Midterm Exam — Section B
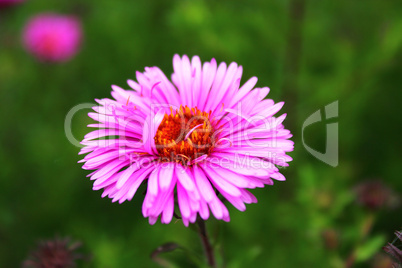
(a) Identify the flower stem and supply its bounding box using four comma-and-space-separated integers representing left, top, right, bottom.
196, 218, 217, 268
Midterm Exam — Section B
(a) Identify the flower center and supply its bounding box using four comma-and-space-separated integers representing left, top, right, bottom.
154, 105, 216, 164
42, 33, 58, 55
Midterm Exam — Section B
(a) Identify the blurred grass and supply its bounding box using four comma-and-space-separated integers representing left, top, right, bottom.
0, 0, 401, 267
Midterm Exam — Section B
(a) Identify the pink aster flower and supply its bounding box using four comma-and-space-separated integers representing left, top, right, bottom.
22, 13, 82, 62
79, 55, 293, 226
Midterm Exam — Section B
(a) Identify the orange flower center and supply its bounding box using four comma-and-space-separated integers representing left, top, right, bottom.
154, 105, 217, 164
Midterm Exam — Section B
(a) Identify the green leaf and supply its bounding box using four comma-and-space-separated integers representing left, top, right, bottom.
355, 235, 386, 262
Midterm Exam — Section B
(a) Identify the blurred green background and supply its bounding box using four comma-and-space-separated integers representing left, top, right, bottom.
1, 0, 401, 267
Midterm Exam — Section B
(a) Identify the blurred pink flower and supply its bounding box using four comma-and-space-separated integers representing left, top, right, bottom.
22, 13, 82, 62
79, 55, 293, 226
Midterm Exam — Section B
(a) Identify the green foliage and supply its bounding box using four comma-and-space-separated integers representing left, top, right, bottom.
355, 235, 386, 262
0, 0, 401, 267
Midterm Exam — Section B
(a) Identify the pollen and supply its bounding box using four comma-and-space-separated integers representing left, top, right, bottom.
154, 105, 216, 164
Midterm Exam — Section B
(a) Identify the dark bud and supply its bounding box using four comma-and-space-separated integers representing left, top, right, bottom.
22, 236, 86, 268
354, 180, 400, 210
383, 231, 402, 267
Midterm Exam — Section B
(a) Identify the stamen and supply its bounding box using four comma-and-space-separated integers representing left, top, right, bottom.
154, 105, 219, 165
187, 138, 193, 147
184, 124, 203, 141
176, 154, 190, 161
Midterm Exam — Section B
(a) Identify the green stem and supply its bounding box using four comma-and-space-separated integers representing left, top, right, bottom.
196, 218, 217, 268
